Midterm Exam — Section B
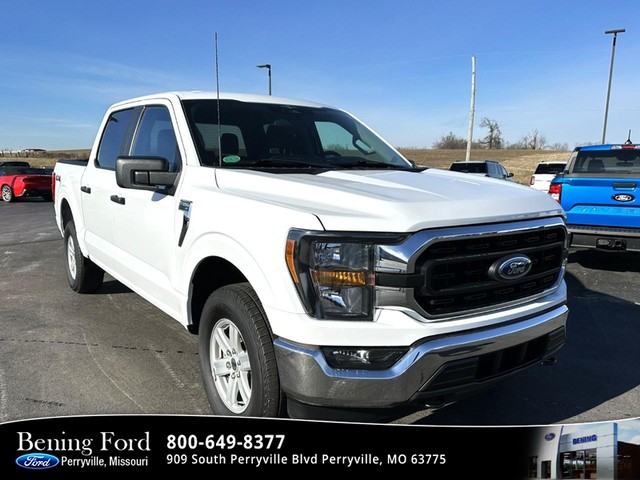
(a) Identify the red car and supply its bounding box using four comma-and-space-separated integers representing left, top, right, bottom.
0, 165, 53, 202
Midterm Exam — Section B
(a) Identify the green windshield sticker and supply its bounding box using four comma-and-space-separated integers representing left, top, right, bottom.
222, 155, 241, 163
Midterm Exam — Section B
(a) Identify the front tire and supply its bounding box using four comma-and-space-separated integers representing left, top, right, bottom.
199, 283, 282, 417
1, 185, 13, 202
64, 220, 104, 293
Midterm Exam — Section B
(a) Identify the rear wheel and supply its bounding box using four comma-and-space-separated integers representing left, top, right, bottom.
1, 185, 13, 202
64, 220, 104, 293
199, 283, 283, 417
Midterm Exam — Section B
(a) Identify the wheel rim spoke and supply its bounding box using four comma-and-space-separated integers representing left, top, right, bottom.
229, 325, 240, 352
237, 352, 251, 371
226, 375, 239, 406
211, 358, 232, 377
213, 327, 233, 354
238, 372, 251, 403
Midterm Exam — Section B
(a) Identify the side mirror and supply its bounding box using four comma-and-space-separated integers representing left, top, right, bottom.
116, 156, 179, 193
507, 172, 514, 178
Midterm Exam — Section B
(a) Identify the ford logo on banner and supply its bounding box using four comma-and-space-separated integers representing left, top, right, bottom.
15, 453, 60, 470
544, 433, 556, 441
488, 255, 533, 282
612, 193, 635, 203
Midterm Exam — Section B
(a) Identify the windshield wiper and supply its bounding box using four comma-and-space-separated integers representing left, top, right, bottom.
325, 156, 416, 170
250, 156, 328, 168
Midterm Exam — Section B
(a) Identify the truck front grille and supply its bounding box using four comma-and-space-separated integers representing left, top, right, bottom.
413, 225, 566, 317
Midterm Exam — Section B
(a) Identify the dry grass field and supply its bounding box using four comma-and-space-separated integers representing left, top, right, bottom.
4, 148, 571, 186
398, 148, 571, 185
2, 150, 90, 169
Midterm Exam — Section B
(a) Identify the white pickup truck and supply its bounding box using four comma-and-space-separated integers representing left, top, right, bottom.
53, 91, 569, 419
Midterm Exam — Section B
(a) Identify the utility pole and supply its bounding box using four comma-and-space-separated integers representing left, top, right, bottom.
465, 55, 476, 162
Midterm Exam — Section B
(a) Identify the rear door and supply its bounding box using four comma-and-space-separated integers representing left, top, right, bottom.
561, 149, 640, 228
81, 107, 138, 267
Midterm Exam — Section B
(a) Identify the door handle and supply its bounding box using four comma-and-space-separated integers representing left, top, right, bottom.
80, 186, 91, 194
110, 195, 126, 205
613, 182, 636, 190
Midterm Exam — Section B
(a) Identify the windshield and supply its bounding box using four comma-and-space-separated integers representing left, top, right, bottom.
182, 100, 413, 171
571, 149, 640, 175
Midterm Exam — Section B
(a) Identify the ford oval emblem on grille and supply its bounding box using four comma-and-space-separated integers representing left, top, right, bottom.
489, 255, 532, 282
612, 193, 635, 202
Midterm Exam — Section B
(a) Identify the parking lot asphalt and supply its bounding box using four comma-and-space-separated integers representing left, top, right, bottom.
1, 200, 639, 425
0, 200, 210, 422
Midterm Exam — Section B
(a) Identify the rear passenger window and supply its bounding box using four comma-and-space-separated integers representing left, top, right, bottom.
96, 109, 135, 169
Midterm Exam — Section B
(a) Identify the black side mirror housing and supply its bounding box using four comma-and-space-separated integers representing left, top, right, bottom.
115, 156, 179, 194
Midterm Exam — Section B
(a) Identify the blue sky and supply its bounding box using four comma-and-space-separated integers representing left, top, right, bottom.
1, 0, 639, 150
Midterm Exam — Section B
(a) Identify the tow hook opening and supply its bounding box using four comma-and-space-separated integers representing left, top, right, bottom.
596, 238, 627, 251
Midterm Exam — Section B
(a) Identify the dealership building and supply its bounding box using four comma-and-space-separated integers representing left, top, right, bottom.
528, 422, 640, 479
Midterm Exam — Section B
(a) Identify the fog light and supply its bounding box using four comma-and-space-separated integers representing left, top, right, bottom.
322, 347, 408, 370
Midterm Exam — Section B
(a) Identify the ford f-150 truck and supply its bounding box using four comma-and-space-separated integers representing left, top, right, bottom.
549, 143, 640, 252
53, 92, 569, 419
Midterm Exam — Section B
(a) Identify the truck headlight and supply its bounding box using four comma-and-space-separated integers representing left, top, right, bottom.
285, 230, 405, 320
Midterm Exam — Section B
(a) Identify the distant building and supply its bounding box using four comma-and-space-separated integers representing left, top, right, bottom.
20, 148, 47, 157
528, 422, 640, 479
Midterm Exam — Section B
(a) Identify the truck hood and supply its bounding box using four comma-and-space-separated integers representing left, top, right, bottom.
215, 168, 565, 232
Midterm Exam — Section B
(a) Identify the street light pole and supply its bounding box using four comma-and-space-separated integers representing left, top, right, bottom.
256, 64, 272, 95
602, 28, 625, 144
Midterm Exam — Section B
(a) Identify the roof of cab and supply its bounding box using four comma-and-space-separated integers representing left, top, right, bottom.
577, 143, 640, 151
110, 91, 331, 110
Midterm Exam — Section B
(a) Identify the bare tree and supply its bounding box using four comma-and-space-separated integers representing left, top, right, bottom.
479, 117, 503, 149
522, 129, 548, 150
548, 142, 569, 151
433, 132, 467, 149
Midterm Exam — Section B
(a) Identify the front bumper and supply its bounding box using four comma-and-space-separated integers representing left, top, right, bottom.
274, 303, 568, 409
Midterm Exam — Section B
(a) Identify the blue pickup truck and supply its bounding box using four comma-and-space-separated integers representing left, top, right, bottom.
549, 143, 640, 252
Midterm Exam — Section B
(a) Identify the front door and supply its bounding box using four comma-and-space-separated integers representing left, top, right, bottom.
110, 103, 185, 319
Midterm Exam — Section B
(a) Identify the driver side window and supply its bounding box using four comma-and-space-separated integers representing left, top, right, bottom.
131, 106, 182, 171
315, 121, 360, 156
